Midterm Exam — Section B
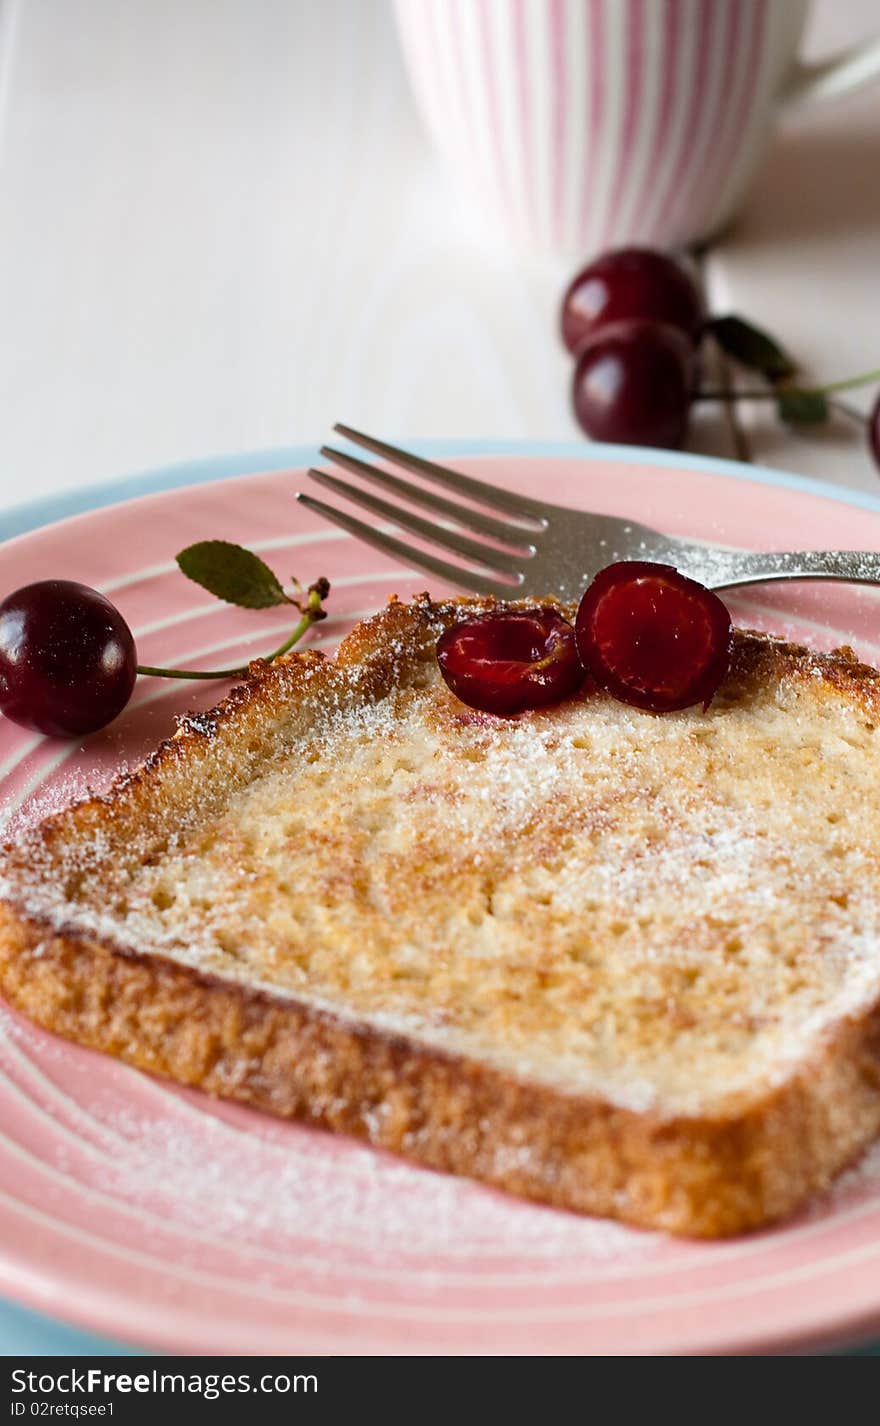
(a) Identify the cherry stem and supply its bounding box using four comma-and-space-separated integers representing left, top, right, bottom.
693, 389, 781, 401
695, 364, 880, 407
817, 365, 880, 395
829, 398, 869, 426
136, 584, 328, 681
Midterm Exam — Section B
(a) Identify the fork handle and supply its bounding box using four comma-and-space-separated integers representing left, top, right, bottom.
703, 549, 880, 591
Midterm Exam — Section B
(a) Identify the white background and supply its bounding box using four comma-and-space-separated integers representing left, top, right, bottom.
0, 0, 878, 512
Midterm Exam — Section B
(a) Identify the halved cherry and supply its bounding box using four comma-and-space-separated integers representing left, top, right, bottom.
575, 561, 732, 713
436, 608, 583, 716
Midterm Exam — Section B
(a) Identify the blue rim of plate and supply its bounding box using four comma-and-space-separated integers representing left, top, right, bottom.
1, 437, 879, 1358
3, 438, 880, 546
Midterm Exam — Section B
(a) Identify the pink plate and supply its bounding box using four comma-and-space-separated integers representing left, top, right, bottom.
3, 446, 880, 1356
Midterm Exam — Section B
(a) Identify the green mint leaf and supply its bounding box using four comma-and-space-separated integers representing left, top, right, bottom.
176, 541, 291, 608
707, 315, 797, 382
776, 388, 829, 426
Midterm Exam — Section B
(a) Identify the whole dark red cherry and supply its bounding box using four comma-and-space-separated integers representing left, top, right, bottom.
575, 561, 732, 713
0, 581, 137, 736
436, 608, 583, 716
870, 391, 880, 472
560, 247, 704, 356
572, 319, 693, 449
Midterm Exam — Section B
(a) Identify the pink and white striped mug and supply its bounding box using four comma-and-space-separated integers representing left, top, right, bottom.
393, 0, 880, 255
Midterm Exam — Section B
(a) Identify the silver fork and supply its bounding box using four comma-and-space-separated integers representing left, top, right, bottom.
295, 425, 880, 601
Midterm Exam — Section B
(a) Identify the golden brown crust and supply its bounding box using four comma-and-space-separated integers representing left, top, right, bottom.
2, 899, 880, 1237
3, 594, 880, 1238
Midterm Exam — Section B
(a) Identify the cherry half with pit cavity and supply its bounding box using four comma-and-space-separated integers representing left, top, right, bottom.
436, 608, 583, 716
575, 561, 733, 713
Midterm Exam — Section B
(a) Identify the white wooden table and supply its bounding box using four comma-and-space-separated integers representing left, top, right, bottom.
0, 0, 878, 1357
0, 0, 878, 514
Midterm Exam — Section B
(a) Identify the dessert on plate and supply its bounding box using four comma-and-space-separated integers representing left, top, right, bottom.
2, 591, 880, 1237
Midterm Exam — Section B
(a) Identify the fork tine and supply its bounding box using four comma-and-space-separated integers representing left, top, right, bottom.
333, 424, 547, 523
307, 468, 526, 576
295, 493, 514, 598
320, 445, 533, 547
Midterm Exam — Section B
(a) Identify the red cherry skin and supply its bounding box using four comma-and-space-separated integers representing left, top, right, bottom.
437, 608, 583, 716
572, 319, 693, 449
561, 247, 704, 356
575, 561, 733, 713
0, 580, 137, 737
869, 391, 880, 473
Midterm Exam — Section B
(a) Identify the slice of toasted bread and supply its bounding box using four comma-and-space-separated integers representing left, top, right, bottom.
2, 594, 880, 1237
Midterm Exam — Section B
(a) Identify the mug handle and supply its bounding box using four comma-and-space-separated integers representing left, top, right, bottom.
781, 34, 880, 108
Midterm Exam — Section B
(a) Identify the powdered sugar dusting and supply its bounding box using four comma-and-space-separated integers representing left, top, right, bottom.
0, 1000, 653, 1272
0, 763, 123, 840
86, 1108, 653, 1269
7, 628, 880, 1119
822, 1136, 880, 1208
